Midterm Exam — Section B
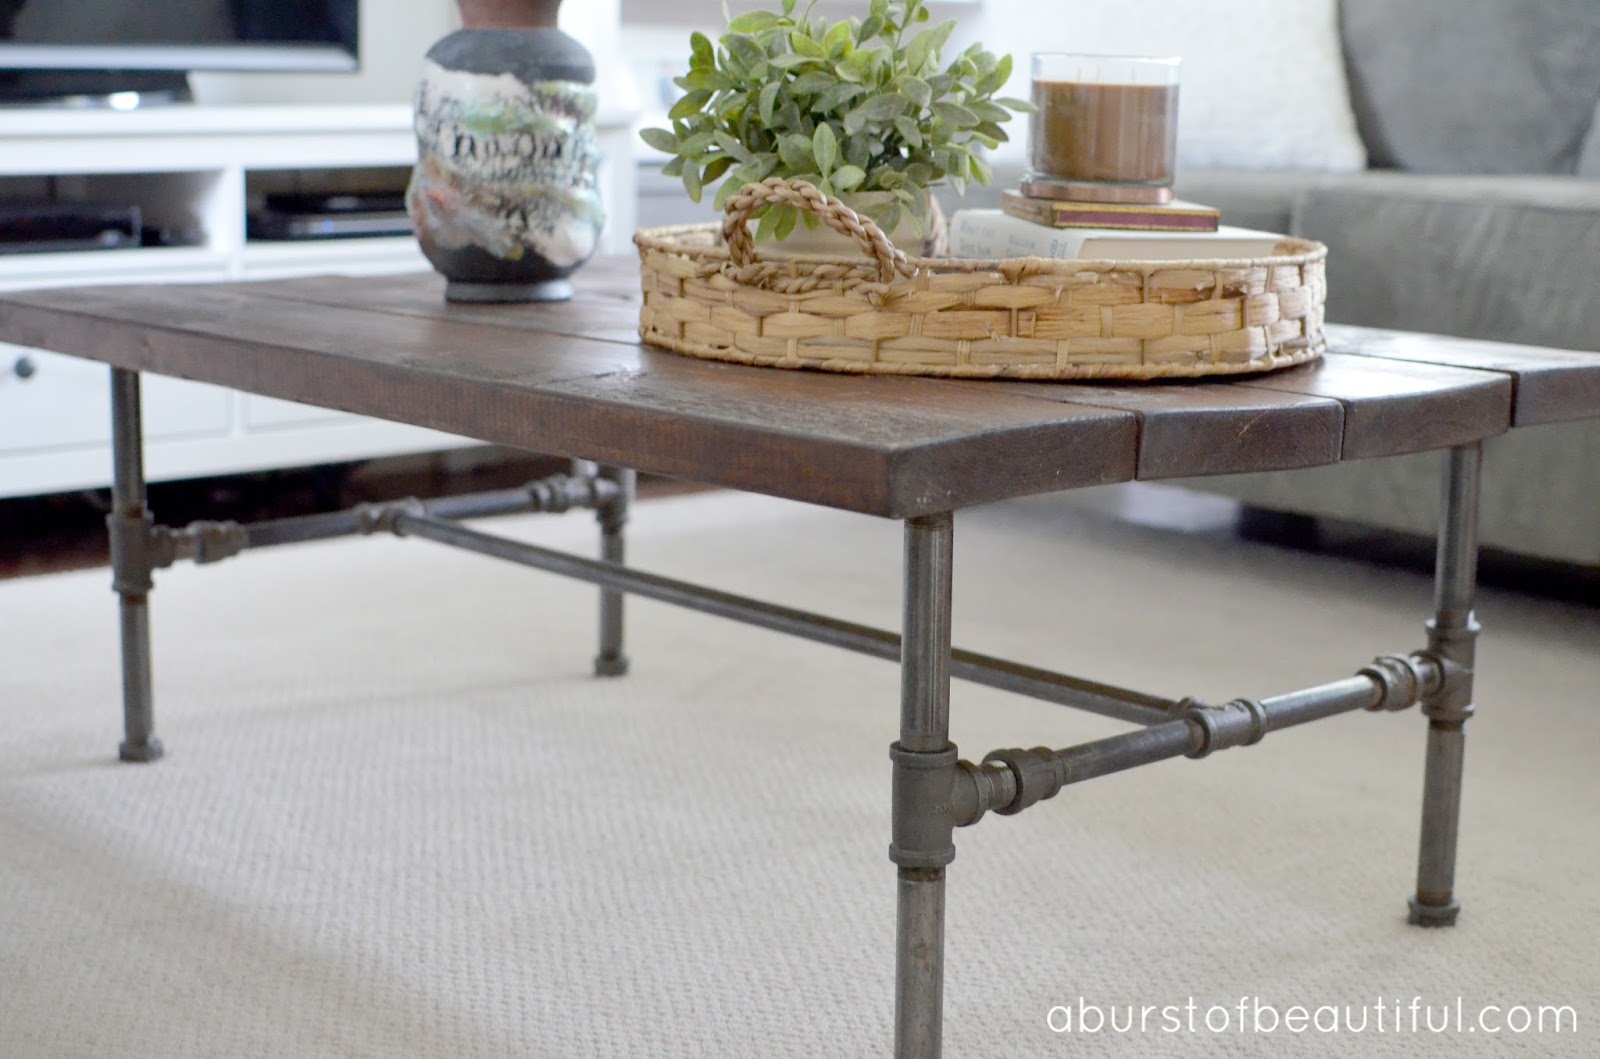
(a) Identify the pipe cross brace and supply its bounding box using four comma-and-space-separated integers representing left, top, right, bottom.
953, 653, 1446, 823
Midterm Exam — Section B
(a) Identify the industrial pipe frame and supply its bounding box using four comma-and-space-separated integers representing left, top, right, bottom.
104, 366, 1481, 1058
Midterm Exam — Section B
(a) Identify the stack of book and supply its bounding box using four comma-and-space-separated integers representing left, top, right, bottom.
948, 188, 1289, 261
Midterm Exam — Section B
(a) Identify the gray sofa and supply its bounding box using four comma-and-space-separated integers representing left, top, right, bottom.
941, 1, 1600, 566
1165, 0, 1600, 566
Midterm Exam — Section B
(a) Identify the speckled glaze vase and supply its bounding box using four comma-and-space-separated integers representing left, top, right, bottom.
407, 0, 603, 302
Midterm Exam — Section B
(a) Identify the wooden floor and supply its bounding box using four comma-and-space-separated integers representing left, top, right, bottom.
4, 448, 1596, 605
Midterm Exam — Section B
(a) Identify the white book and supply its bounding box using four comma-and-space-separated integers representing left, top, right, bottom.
947, 209, 1291, 261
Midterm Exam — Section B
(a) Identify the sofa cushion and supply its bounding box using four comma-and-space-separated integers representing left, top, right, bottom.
1290, 174, 1600, 350
1172, 170, 1332, 234
975, 0, 1366, 173
1580, 100, 1600, 178
1341, 0, 1600, 174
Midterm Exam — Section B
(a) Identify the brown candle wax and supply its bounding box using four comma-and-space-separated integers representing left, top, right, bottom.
1028, 80, 1178, 186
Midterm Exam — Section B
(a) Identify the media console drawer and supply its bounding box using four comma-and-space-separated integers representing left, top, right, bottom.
0, 345, 230, 456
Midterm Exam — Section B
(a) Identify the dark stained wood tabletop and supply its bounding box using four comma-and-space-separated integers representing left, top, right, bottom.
1, 255, 1593, 518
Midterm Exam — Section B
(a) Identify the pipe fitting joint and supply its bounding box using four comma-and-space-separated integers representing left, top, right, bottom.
356, 497, 428, 536
1416, 650, 1475, 725
949, 758, 1019, 827
157, 520, 249, 566
106, 507, 156, 594
1359, 653, 1440, 712
980, 745, 1063, 816
1181, 697, 1268, 759
888, 742, 961, 869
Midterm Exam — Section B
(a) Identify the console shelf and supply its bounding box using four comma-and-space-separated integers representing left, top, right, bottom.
0, 103, 637, 500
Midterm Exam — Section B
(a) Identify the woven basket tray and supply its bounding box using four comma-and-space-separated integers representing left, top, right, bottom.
635, 178, 1327, 381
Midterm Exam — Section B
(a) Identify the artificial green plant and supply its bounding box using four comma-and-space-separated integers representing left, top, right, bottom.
639, 0, 1029, 241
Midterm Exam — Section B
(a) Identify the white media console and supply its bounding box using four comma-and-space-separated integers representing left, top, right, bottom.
0, 103, 638, 500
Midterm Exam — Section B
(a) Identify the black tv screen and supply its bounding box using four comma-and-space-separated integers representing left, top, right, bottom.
0, 0, 360, 103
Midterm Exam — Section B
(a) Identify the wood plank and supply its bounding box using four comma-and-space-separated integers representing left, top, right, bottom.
1325, 323, 1600, 427
0, 281, 1140, 516
0, 283, 643, 387
252, 264, 645, 347
531, 351, 1139, 517
1230, 352, 1512, 459
1002, 380, 1344, 480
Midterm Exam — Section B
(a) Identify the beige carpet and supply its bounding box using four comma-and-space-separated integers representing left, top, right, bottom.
2, 485, 1596, 1058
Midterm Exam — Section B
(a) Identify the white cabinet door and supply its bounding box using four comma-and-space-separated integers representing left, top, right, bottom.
0, 345, 231, 456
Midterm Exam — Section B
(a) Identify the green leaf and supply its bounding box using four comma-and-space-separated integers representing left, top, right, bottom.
823, 19, 855, 56
968, 100, 1013, 124
815, 82, 864, 114
893, 115, 923, 148
727, 11, 783, 33
872, 166, 908, 189
679, 130, 716, 158
776, 101, 805, 130
668, 90, 712, 121
759, 81, 782, 125
774, 204, 799, 242
842, 47, 877, 82
754, 204, 783, 243
907, 20, 955, 74
843, 93, 907, 135
831, 164, 866, 191
895, 76, 933, 108
742, 156, 779, 182
973, 121, 1008, 144
638, 127, 677, 153
727, 34, 765, 69
661, 156, 685, 177
857, 15, 885, 43
680, 68, 734, 92
844, 133, 871, 169
713, 131, 756, 164
931, 100, 979, 128
813, 122, 839, 177
789, 31, 826, 58
777, 132, 817, 171
682, 161, 703, 203
768, 53, 820, 70
690, 31, 714, 70
975, 53, 1013, 96
905, 29, 936, 75
789, 70, 837, 96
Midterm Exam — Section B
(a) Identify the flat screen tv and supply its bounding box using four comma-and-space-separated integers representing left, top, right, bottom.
0, 0, 360, 105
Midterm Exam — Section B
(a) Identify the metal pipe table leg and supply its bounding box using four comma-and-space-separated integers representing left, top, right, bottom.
892, 513, 955, 1058
1411, 443, 1482, 926
108, 367, 163, 763
591, 463, 634, 677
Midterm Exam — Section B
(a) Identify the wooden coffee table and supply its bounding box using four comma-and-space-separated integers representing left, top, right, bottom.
4, 258, 1599, 1057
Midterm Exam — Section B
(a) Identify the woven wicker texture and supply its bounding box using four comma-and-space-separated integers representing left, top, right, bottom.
636, 178, 1327, 380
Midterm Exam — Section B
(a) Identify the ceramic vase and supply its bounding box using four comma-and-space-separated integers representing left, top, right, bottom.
407, 0, 604, 302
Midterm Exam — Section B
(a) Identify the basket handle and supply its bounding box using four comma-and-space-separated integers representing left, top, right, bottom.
721, 177, 913, 284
